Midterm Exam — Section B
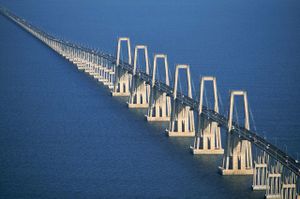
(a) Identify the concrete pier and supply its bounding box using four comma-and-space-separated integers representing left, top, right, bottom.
266, 163, 283, 199
219, 91, 253, 175
281, 172, 297, 199
98, 60, 107, 83
167, 64, 195, 137
112, 37, 132, 97
78, 52, 88, 70
147, 54, 171, 121
128, 45, 150, 108
102, 60, 114, 90
191, 76, 223, 154
93, 56, 101, 80
253, 152, 269, 190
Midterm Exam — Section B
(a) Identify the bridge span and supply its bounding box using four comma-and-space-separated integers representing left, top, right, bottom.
1, 6, 299, 199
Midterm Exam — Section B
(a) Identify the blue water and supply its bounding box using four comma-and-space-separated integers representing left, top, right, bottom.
0, 0, 299, 198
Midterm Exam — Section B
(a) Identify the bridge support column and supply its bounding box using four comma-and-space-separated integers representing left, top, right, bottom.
191, 76, 223, 154
112, 37, 132, 97
102, 60, 109, 83
128, 45, 150, 108
77, 51, 87, 70
147, 54, 171, 121
219, 91, 253, 175
253, 152, 268, 190
102, 60, 115, 90
167, 64, 195, 137
107, 67, 115, 90
93, 56, 101, 80
72, 49, 82, 69
90, 54, 99, 78
77, 51, 86, 70
86, 53, 93, 75
281, 172, 297, 199
266, 163, 282, 199
84, 52, 92, 74
98, 58, 107, 82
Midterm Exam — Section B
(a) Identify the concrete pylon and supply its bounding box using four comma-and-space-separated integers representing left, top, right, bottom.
266, 162, 283, 199
72, 50, 82, 69
77, 51, 86, 70
147, 54, 171, 121
167, 64, 195, 137
281, 172, 297, 199
253, 152, 269, 190
90, 54, 98, 77
98, 57, 107, 83
93, 55, 101, 80
86, 53, 93, 75
112, 37, 132, 97
128, 45, 150, 108
102, 58, 115, 90
191, 76, 224, 154
84, 52, 92, 73
93, 55, 101, 79
90, 54, 97, 77
219, 91, 253, 175
79, 51, 86, 70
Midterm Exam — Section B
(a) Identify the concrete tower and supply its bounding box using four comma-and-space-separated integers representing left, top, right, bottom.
167, 64, 195, 137
191, 76, 223, 154
112, 37, 132, 96
128, 45, 150, 108
219, 91, 253, 175
147, 54, 171, 121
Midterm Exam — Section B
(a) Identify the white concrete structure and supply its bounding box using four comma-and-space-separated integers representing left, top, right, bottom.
102, 58, 115, 90
167, 64, 195, 137
128, 45, 150, 108
219, 91, 253, 175
4, 7, 300, 197
98, 57, 107, 83
281, 172, 298, 199
266, 163, 283, 199
253, 152, 268, 190
191, 76, 223, 154
112, 37, 132, 96
76, 51, 86, 70
93, 56, 101, 80
147, 54, 171, 121
84, 53, 93, 74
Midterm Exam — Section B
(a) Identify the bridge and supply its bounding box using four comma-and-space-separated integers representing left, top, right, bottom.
1, 6, 299, 199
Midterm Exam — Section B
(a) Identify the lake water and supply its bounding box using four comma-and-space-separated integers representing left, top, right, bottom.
0, 0, 299, 198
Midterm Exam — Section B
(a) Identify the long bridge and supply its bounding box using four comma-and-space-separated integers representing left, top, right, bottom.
1, 6, 299, 199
